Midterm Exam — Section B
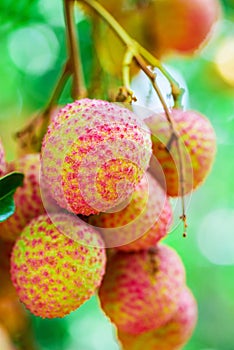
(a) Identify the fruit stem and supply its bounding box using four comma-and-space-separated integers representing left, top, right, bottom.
133, 54, 187, 236
78, 0, 183, 104
15, 60, 70, 153
122, 48, 134, 92
15, 0, 87, 153
64, 0, 87, 99
79, 0, 187, 235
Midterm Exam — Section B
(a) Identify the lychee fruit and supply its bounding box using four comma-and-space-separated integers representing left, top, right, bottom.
0, 138, 6, 177
145, 0, 221, 56
89, 172, 172, 250
145, 109, 216, 196
0, 154, 45, 242
118, 287, 198, 350
41, 99, 152, 216
10, 214, 106, 318
99, 245, 186, 335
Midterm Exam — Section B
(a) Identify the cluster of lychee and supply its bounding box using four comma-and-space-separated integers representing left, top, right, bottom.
0, 98, 216, 349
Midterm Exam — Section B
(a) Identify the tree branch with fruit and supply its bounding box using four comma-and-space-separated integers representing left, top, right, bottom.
0, 0, 220, 349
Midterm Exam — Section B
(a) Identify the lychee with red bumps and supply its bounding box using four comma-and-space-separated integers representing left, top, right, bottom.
10, 214, 106, 318
0, 154, 45, 242
146, 109, 216, 196
89, 172, 172, 250
41, 99, 152, 216
118, 287, 198, 350
99, 245, 186, 335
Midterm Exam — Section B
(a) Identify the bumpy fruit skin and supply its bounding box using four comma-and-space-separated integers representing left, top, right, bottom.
0, 154, 45, 242
146, 0, 221, 55
11, 214, 106, 318
118, 287, 198, 350
41, 99, 152, 216
89, 172, 172, 250
0, 138, 6, 177
99, 245, 186, 335
146, 109, 216, 197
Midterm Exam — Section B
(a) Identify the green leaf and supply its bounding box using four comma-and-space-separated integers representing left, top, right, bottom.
0, 172, 24, 222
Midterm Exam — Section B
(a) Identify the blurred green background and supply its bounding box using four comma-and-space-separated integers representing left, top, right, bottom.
1, 0, 234, 349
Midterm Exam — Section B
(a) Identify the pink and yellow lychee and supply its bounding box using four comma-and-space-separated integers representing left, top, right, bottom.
146, 109, 216, 196
118, 287, 197, 350
10, 214, 106, 318
41, 99, 152, 216
145, 0, 221, 56
0, 154, 45, 242
89, 172, 172, 250
99, 245, 186, 335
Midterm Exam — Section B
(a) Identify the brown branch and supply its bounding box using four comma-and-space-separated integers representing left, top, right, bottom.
78, 0, 183, 104
15, 0, 87, 154
64, 0, 87, 99
79, 0, 187, 235
133, 54, 187, 236
15, 61, 70, 153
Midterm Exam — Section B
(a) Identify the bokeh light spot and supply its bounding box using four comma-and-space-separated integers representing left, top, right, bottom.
197, 208, 234, 265
8, 24, 59, 76
215, 37, 234, 86
38, 0, 65, 27
131, 65, 189, 118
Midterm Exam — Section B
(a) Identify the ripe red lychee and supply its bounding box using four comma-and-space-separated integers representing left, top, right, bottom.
41, 99, 152, 216
89, 172, 172, 250
10, 214, 106, 318
145, 109, 216, 197
118, 287, 198, 350
0, 154, 45, 242
145, 0, 221, 55
99, 245, 186, 335
0, 138, 6, 177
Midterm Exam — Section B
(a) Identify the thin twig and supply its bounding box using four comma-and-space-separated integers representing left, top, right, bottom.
133, 54, 187, 236
64, 0, 87, 99
15, 0, 87, 153
15, 60, 71, 153
79, 0, 182, 103
79, 0, 187, 234
122, 48, 134, 91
